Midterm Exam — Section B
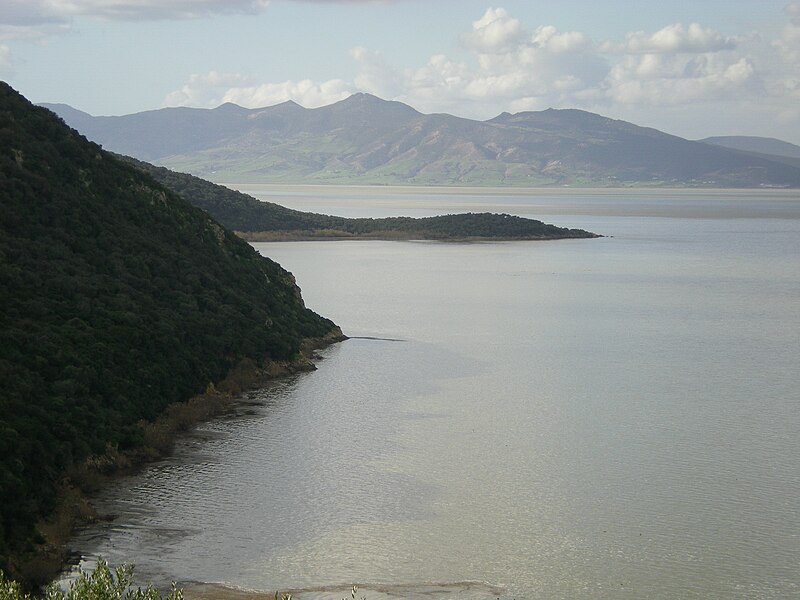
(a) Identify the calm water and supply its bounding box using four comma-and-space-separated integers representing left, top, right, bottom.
66, 189, 800, 599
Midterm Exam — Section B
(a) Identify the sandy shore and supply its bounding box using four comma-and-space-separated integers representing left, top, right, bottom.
183, 580, 505, 600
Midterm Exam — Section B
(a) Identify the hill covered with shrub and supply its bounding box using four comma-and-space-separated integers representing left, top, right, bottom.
0, 82, 339, 579
124, 157, 600, 240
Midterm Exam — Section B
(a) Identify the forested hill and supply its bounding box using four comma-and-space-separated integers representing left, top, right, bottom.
0, 82, 339, 575
123, 157, 599, 240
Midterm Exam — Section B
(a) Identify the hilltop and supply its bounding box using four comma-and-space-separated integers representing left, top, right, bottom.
44, 93, 800, 188
0, 83, 340, 584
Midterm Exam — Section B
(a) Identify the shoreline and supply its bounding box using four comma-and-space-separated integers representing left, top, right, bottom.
10, 329, 347, 591
222, 182, 800, 195
237, 230, 602, 242
181, 580, 506, 600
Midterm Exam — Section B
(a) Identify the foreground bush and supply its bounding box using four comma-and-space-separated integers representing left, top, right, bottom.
0, 560, 182, 600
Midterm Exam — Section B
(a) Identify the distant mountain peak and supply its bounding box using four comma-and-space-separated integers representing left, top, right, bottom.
349, 91, 383, 101
213, 101, 248, 113
333, 92, 420, 114
269, 99, 306, 111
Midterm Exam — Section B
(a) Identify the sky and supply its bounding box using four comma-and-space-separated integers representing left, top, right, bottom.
2, 0, 800, 144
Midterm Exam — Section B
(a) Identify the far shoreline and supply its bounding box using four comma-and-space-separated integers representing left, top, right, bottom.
220, 182, 800, 197
237, 231, 602, 242
221, 185, 800, 222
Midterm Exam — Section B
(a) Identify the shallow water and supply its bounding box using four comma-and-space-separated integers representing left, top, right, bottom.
66, 190, 800, 599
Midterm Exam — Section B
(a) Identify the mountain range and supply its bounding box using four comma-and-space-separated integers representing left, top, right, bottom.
42, 94, 800, 188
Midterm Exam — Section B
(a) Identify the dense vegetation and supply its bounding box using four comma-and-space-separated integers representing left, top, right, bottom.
123, 157, 599, 240
0, 83, 338, 575
0, 561, 183, 600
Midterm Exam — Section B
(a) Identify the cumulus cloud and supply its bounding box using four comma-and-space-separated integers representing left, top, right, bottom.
531, 25, 589, 53
164, 70, 352, 108
603, 23, 737, 54
163, 71, 256, 107
338, 8, 790, 130
606, 54, 755, 105
462, 7, 524, 53
220, 79, 352, 108
391, 14, 606, 116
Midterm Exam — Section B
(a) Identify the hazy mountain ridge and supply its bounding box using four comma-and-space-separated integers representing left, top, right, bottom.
42, 94, 800, 188
700, 136, 800, 159
699, 136, 800, 170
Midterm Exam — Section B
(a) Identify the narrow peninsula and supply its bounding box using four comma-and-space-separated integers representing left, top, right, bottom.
122, 157, 601, 241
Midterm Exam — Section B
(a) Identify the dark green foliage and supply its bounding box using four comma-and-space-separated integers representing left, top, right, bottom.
1, 559, 183, 600
0, 83, 337, 566
122, 157, 599, 240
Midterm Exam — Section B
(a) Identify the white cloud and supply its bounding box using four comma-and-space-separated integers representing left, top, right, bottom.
391, 18, 606, 116
346, 9, 790, 134
163, 71, 256, 107
164, 71, 352, 108
604, 23, 737, 55
462, 7, 523, 53
606, 54, 755, 105
221, 79, 351, 108
532, 25, 589, 54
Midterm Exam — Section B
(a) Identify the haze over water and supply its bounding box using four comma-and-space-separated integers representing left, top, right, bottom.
67, 189, 800, 599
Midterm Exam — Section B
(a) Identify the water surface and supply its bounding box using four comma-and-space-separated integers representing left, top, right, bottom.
67, 189, 800, 599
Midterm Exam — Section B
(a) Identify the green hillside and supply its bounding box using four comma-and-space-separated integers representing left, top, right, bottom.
0, 82, 339, 578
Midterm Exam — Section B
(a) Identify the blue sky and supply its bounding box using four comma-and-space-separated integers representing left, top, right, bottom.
2, 1, 800, 143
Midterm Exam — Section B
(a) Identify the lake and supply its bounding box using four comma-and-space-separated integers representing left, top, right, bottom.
65, 188, 800, 599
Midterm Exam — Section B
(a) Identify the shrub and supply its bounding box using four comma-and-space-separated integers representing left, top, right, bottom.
0, 560, 182, 600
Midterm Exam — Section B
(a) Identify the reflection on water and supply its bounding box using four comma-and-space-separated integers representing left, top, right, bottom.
65, 191, 800, 599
